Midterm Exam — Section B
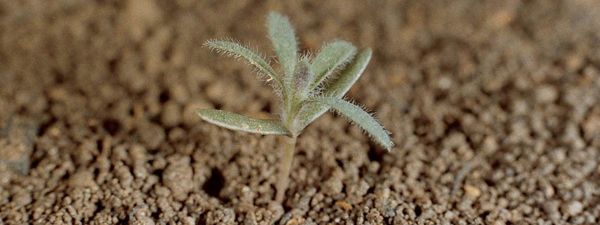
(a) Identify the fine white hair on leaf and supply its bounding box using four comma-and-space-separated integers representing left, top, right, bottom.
309, 96, 393, 150
267, 12, 298, 89
309, 40, 357, 92
323, 48, 372, 98
292, 48, 373, 132
316, 56, 355, 91
201, 12, 391, 153
197, 109, 290, 135
294, 54, 315, 96
204, 39, 283, 94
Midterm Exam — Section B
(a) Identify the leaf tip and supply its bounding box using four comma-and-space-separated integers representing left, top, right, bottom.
195, 109, 210, 118
203, 39, 219, 49
383, 140, 394, 152
268, 11, 286, 22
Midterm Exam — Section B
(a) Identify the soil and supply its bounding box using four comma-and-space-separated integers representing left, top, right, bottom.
1, 0, 600, 224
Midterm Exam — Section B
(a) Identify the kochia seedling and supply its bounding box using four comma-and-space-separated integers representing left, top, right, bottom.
198, 12, 393, 202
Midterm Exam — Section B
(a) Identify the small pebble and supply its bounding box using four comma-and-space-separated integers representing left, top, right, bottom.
543, 201, 560, 221
464, 184, 481, 198
335, 201, 352, 211
562, 201, 583, 216
535, 85, 558, 103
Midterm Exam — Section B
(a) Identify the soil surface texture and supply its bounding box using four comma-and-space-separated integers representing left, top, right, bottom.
1, 0, 600, 224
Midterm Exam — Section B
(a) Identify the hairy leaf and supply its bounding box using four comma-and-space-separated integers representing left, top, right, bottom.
197, 109, 290, 135
204, 40, 282, 88
267, 12, 298, 85
268, 12, 298, 118
309, 41, 356, 92
310, 97, 393, 150
324, 48, 372, 97
294, 58, 313, 99
295, 48, 373, 130
267, 12, 297, 86
292, 101, 326, 134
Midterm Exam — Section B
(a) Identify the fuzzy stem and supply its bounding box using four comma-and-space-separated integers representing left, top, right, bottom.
276, 135, 296, 202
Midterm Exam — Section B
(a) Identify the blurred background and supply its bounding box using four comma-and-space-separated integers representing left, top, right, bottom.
1, 0, 599, 224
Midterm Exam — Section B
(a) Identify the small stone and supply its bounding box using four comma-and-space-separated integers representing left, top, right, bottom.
444, 211, 455, 219
486, 7, 516, 29
163, 156, 194, 201
129, 144, 147, 163
116, 166, 134, 186
585, 213, 596, 224
68, 170, 98, 190
583, 114, 600, 137
154, 186, 171, 197
135, 216, 155, 225
12, 190, 32, 207
438, 76, 453, 90
206, 208, 235, 225
535, 85, 558, 103
123, 0, 162, 41
170, 83, 190, 103
420, 209, 435, 219
322, 172, 344, 195
284, 217, 305, 225
571, 216, 585, 224
492, 221, 505, 225
482, 136, 499, 153
161, 101, 181, 127
0, 117, 38, 175
385, 207, 396, 218
182, 216, 195, 225
543, 200, 560, 221
464, 184, 481, 198
562, 201, 583, 216
355, 181, 370, 196
137, 122, 165, 149
551, 149, 566, 163
566, 54, 584, 72
168, 127, 186, 142
206, 81, 228, 102
243, 212, 257, 225
542, 182, 555, 198
335, 201, 352, 211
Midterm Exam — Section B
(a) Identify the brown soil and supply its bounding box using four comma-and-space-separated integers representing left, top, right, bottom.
1, 0, 600, 224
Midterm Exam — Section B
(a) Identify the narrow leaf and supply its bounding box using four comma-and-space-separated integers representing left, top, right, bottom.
267, 12, 298, 86
295, 48, 373, 130
294, 101, 326, 130
204, 40, 282, 88
324, 48, 372, 97
310, 97, 393, 150
197, 109, 290, 135
294, 58, 313, 99
309, 41, 356, 92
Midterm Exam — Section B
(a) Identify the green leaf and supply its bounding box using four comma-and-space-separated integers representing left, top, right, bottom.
309, 41, 356, 92
294, 58, 313, 99
197, 109, 290, 135
310, 97, 393, 150
204, 40, 282, 88
295, 48, 372, 130
267, 12, 298, 86
323, 48, 372, 97
293, 101, 326, 131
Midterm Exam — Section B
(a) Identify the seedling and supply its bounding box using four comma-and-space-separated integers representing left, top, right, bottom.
198, 12, 393, 202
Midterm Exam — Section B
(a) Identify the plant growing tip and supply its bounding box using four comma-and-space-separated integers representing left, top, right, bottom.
198, 12, 393, 202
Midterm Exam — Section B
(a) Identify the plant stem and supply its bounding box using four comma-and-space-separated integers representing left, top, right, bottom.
276, 135, 297, 202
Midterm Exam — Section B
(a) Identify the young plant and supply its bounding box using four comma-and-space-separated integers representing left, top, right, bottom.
198, 12, 393, 202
